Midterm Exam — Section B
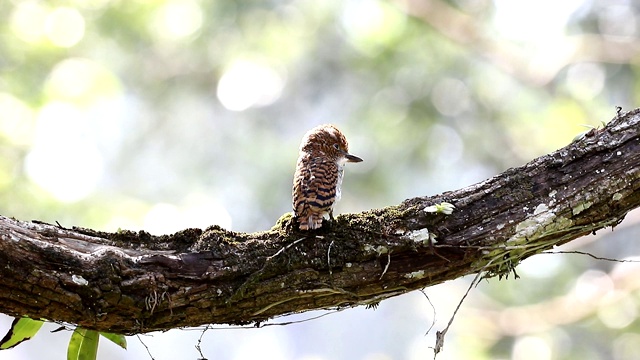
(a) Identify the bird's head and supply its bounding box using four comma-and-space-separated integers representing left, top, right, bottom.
300, 124, 363, 164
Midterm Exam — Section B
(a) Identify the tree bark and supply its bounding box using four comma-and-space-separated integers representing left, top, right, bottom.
1, 109, 640, 335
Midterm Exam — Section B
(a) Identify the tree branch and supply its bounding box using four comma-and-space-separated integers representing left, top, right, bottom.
1, 108, 640, 334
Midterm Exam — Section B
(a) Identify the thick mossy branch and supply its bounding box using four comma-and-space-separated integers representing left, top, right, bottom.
1, 109, 640, 334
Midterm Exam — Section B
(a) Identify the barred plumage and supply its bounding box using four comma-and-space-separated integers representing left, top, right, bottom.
292, 124, 362, 230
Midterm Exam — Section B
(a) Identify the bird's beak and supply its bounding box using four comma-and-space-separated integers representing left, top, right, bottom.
345, 153, 363, 163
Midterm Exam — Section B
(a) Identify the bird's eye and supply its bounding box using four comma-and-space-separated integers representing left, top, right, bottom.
333, 144, 340, 150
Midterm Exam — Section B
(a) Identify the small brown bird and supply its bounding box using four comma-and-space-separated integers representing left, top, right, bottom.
293, 124, 362, 230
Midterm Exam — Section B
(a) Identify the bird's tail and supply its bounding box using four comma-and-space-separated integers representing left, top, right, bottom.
299, 214, 323, 230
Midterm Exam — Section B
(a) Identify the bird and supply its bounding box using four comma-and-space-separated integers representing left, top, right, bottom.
292, 124, 362, 230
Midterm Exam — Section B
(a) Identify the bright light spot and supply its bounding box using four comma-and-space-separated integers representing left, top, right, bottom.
564, 63, 606, 100
103, 199, 150, 232
518, 254, 563, 278
341, 0, 406, 55
149, 0, 203, 42
493, 0, 584, 83
343, 0, 385, 36
45, 58, 122, 104
598, 294, 637, 329
0, 93, 36, 146
182, 194, 232, 230
85, 97, 127, 151
217, 60, 285, 111
512, 336, 552, 360
493, 0, 583, 42
574, 270, 613, 303
144, 199, 232, 235
25, 102, 104, 202
431, 78, 470, 116
44, 7, 85, 47
10, 1, 48, 43
144, 204, 182, 235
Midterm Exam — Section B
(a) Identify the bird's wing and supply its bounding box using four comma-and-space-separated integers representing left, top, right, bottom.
293, 155, 338, 219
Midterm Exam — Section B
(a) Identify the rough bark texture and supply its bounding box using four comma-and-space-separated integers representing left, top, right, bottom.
1, 109, 640, 335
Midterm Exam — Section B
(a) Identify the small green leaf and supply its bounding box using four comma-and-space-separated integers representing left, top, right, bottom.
68, 328, 99, 360
99, 332, 127, 349
0, 317, 44, 350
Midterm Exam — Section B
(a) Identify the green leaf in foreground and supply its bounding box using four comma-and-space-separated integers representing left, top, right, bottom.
67, 328, 99, 360
0, 317, 44, 350
99, 332, 127, 349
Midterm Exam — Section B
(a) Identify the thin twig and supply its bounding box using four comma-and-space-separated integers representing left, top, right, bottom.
420, 289, 437, 336
195, 325, 210, 360
268, 237, 307, 260
137, 334, 155, 360
432, 257, 498, 358
181, 309, 345, 331
543, 250, 640, 263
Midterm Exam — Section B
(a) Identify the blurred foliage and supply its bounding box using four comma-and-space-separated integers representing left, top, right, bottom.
2, 0, 640, 359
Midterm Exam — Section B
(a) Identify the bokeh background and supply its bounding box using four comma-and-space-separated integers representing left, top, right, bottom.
2, 0, 640, 359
